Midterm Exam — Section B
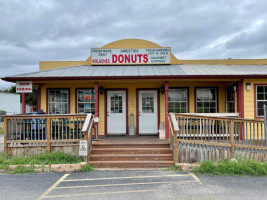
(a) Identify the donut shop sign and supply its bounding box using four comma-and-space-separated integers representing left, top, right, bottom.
91, 48, 171, 65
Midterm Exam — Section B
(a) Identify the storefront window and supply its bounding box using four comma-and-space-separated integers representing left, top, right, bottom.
196, 88, 217, 113
168, 88, 188, 113
256, 85, 267, 117
77, 89, 95, 114
226, 87, 235, 113
48, 89, 69, 114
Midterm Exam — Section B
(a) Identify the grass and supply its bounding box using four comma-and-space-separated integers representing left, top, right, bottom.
78, 163, 93, 172
0, 124, 3, 134
0, 152, 84, 174
193, 159, 267, 176
11, 165, 36, 174
166, 165, 182, 171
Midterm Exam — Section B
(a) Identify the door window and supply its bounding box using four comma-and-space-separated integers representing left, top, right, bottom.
110, 93, 123, 113
142, 93, 154, 113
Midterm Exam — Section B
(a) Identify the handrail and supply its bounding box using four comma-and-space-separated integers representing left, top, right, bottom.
4, 114, 87, 119
169, 113, 179, 163
82, 113, 95, 160
175, 113, 264, 123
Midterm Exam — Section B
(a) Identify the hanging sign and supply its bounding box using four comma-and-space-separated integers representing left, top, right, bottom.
16, 81, 32, 93
91, 48, 171, 65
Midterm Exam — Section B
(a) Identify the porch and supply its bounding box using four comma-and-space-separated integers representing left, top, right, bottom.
3, 112, 267, 166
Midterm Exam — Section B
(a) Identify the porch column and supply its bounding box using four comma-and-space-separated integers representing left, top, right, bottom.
22, 93, 26, 114
94, 82, 99, 139
237, 80, 244, 118
237, 80, 244, 140
165, 81, 169, 139
37, 87, 41, 112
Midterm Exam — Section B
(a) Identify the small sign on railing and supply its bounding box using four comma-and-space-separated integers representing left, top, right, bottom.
79, 140, 88, 156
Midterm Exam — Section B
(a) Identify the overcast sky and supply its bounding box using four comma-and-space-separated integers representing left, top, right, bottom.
0, 0, 267, 88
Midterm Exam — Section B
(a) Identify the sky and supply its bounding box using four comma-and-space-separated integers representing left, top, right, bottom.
0, 0, 267, 88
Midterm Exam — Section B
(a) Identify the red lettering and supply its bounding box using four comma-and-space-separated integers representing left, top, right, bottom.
81, 95, 95, 101
131, 54, 137, 63
125, 54, 130, 63
112, 55, 117, 63
137, 54, 142, 63
92, 59, 110, 63
143, 54, 148, 63
118, 54, 124, 63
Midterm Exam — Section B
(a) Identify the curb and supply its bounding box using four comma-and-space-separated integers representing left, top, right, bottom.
8, 162, 87, 173
175, 163, 200, 172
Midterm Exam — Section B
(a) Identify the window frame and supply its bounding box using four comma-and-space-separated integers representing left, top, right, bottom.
168, 87, 189, 113
254, 84, 267, 118
47, 88, 70, 114
226, 86, 235, 113
75, 88, 95, 114
195, 87, 218, 113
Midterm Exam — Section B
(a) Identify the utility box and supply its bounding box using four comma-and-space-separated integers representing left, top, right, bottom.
158, 122, 165, 139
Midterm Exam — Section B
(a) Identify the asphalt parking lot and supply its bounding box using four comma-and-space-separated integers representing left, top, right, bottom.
1, 169, 266, 200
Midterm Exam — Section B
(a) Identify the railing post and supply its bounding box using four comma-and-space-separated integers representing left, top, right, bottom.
4, 117, 8, 156
264, 105, 267, 147
230, 119, 235, 159
174, 130, 178, 163
46, 117, 51, 154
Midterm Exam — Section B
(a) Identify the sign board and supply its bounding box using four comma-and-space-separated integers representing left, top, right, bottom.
79, 140, 88, 156
16, 81, 32, 93
91, 48, 171, 65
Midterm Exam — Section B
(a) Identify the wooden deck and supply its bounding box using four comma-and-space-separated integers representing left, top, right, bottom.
94, 136, 169, 145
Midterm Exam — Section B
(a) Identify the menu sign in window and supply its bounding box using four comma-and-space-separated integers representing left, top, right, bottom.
91, 48, 171, 65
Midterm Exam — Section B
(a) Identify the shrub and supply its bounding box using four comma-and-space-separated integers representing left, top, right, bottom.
193, 159, 267, 176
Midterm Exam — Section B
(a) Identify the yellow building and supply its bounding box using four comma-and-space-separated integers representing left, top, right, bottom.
3, 39, 267, 139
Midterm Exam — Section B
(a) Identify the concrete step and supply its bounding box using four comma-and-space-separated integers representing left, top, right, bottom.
91, 148, 172, 154
90, 154, 173, 161
90, 160, 174, 168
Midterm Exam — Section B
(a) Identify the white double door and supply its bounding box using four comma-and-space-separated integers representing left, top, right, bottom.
107, 90, 126, 135
138, 90, 158, 135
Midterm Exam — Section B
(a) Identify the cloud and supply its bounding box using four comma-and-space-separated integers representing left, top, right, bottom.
1, 0, 267, 88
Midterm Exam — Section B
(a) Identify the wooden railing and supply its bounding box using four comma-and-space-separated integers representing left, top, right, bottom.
169, 113, 267, 162
169, 113, 179, 163
81, 113, 95, 158
3, 114, 96, 156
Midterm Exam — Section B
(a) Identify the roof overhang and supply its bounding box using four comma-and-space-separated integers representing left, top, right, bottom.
3, 74, 267, 83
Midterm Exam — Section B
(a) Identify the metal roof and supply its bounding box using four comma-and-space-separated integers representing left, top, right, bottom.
3, 64, 267, 80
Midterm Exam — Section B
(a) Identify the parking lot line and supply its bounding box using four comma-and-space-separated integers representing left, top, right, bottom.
37, 174, 69, 200
190, 173, 203, 185
62, 174, 191, 182
43, 189, 162, 199
55, 180, 197, 189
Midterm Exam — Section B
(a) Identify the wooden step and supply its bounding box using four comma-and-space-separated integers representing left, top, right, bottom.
90, 154, 173, 161
92, 143, 170, 148
91, 148, 172, 154
90, 160, 174, 168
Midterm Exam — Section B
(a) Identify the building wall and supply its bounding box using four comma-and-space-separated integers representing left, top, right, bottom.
243, 79, 267, 119
39, 39, 267, 71
40, 79, 235, 136
0, 93, 21, 114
